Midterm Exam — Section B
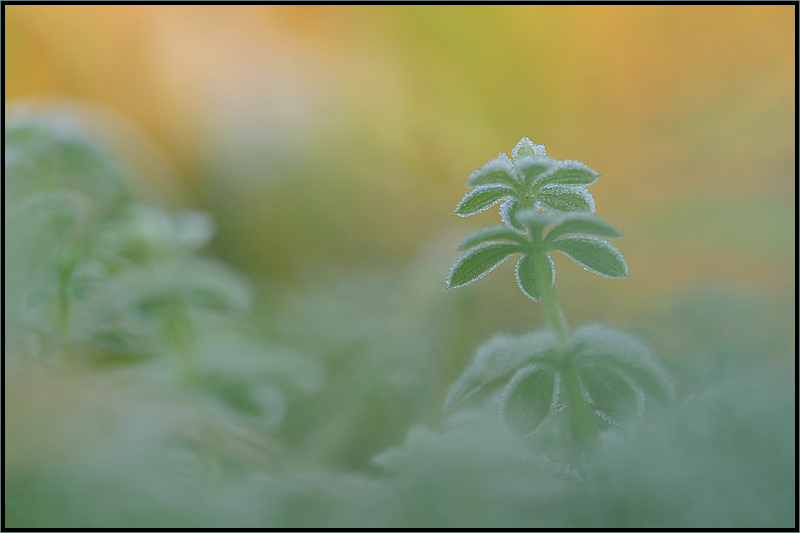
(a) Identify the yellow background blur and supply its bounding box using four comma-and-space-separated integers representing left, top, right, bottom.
5, 5, 795, 328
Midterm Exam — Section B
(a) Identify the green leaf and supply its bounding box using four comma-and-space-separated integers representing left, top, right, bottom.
511, 137, 546, 159
515, 209, 557, 240
500, 198, 525, 231
577, 360, 645, 425
457, 225, 526, 250
571, 324, 674, 405
549, 236, 628, 278
534, 159, 599, 189
443, 331, 559, 412
544, 213, 622, 244
536, 185, 595, 213
446, 243, 520, 288
454, 185, 515, 217
515, 155, 558, 189
500, 364, 559, 437
515, 254, 553, 301
466, 156, 520, 189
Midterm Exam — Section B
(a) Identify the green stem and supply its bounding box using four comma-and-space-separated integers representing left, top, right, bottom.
532, 251, 599, 452
532, 252, 570, 348
560, 360, 599, 453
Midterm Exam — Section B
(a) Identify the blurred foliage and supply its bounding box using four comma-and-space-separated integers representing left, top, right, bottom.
4, 5, 796, 528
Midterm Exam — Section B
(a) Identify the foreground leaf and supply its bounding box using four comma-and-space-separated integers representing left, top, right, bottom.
577, 360, 645, 425
571, 324, 674, 405
443, 330, 559, 412
500, 364, 559, 437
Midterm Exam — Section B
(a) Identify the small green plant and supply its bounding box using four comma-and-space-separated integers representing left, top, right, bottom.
445, 138, 672, 452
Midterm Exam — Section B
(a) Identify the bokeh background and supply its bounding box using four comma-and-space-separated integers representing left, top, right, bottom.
4, 5, 796, 528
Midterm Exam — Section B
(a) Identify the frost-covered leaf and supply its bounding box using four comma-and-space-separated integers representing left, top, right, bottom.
572, 324, 674, 405
447, 243, 519, 288
457, 225, 526, 250
500, 364, 559, 437
515, 156, 558, 189
511, 137, 546, 159
454, 186, 515, 217
544, 213, 622, 244
443, 330, 560, 412
577, 360, 645, 425
466, 157, 520, 189
515, 254, 553, 301
549, 236, 628, 278
533, 159, 599, 189
500, 198, 525, 231
536, 185, 595, 213
515, 208, 557, 240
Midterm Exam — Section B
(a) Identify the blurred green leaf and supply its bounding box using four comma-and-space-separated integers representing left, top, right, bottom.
500, 364, 558, 437
577, 360, 644, 425
443, 330, 559, 412
572, 325, 673, 405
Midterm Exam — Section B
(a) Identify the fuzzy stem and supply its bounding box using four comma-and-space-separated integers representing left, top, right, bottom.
560, 359, 599, 453
532, 251, 599, 452
532, 252, 570, 348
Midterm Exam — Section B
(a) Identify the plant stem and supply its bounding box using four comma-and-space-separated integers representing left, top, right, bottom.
532, 252, 570, 348
533, 251, 599, 452
560, 359, 599, 453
